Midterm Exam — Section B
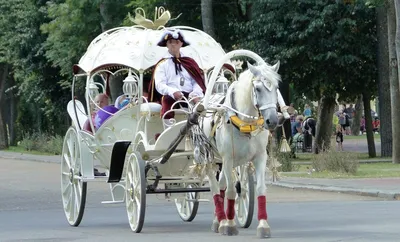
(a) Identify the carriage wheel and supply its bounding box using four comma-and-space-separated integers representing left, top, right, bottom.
234, 164, 255, 228
174, 183, 200, 222
61, 127, 87, 226
125, 152, 146, 233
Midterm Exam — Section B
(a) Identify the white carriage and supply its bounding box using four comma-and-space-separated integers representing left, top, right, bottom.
61, 11, 258, 233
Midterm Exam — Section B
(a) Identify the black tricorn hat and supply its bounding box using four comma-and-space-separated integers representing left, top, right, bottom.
157, 30, 190, 47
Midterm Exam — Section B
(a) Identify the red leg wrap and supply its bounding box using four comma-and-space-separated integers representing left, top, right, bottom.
226, 199, 235, 220
257, 196, 267, 220
213, 194, 226, 222
220, 190, 225, 211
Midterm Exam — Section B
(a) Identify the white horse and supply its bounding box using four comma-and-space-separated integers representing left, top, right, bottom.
202, 61, 281, 238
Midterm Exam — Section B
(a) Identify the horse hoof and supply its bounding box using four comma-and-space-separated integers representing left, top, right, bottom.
225, 226, 239, 236
220, 220, 238, 236
218, 219, 228, 235
257, 220, 271, 238
211, 220, 220, 233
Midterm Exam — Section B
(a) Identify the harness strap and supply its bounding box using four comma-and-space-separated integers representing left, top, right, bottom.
258, 103, 277, 111
210, 113, 221, 137
228, 85, 264, 133
230, 115, 264, 133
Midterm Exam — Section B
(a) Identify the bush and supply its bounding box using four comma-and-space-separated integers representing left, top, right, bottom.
42, 135, 63, 155
277, 151, 297, 172
19, 132, 63, 155
311, 148, 359, 174
20, 133, 36, 151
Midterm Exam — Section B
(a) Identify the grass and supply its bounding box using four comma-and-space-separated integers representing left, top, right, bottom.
4, 146, 56, 156
292, 152, 387, 162
284, 162, 400, 178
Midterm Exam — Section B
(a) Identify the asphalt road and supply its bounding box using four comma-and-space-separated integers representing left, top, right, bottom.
1, 158, 399, 242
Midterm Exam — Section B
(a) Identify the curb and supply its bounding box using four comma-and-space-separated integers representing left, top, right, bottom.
0, 153, 60, 164
272, 182, 400, 201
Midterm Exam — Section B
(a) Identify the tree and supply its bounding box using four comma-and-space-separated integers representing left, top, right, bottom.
388, 0, 400, 164
376, 3, 392, 157
0, 64, 9, 149
233, 0, 378, 153
201, 0, 216, 38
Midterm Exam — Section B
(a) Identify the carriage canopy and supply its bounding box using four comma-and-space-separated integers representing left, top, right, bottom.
73, 25, 229, 75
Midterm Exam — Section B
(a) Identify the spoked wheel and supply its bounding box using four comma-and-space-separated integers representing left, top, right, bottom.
125, 152, 146, 233
61, 127, 87, 226
174, 183, 200, 222
234, 164, 255, 228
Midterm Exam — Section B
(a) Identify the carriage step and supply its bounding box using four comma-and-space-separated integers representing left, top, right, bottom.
108, 140, 131, 183
101, 200, 124, 204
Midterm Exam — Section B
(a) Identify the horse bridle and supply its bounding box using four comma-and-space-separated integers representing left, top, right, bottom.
251, 79, 277, 113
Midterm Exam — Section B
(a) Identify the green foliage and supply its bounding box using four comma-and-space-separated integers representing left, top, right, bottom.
40, 0, 103, 78
312, 149, 359, 174
20, 132, 63, 155
278, 151, 297, 172
233, 0, 378, 101
270, 145, 298, 172
0, 0, 71, 137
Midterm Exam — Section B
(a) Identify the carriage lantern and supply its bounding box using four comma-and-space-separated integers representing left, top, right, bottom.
87, 80, 100, 110
214, 75, 230, 94
123, 69, 138, 99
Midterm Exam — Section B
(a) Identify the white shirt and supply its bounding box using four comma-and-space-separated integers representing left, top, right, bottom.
154, 52, 204, 99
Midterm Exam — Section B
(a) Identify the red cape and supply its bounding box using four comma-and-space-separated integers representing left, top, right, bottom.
148, 57, 206, 102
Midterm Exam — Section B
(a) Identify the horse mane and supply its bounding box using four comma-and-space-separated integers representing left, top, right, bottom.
233, 65, 281, 112
234, 70, 254, 112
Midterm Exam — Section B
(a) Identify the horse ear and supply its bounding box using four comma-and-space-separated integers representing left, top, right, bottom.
272, 61, 280, 72
247, 61, 260, 76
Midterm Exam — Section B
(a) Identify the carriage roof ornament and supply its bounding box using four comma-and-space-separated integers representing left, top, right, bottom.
128, 7, 182, 29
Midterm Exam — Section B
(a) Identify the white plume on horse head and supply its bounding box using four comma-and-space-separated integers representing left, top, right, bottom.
246, 61, 281, 87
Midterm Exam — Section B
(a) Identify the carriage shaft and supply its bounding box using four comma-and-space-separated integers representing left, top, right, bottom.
146, 187, 210, 194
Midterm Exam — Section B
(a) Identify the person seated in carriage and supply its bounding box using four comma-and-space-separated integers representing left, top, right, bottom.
148, 29, 206, 123
83, 93, 118, 133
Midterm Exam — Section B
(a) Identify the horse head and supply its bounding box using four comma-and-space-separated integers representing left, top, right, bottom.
247, 61, 280, 130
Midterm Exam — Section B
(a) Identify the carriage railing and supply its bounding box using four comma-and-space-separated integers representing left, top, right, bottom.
81, 67, 143, 134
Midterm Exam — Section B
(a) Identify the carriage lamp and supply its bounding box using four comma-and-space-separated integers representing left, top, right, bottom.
214, 76, 230, 94
123, 69, 138, 99
88, 81, 100, 102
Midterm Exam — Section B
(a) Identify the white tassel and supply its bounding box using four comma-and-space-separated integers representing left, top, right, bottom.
268, 157, 282, 182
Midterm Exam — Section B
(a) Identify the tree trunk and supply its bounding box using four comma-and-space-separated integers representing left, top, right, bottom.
390, 0, 400, 164
0, 64, 9, 149
7, 75, 17, 146
201, 0, 216, 39
313, 95, 336, 154
351, 95, 363, 135
376, 5, 392, 157
99, 2, 113, 32
363, 93, 376, 158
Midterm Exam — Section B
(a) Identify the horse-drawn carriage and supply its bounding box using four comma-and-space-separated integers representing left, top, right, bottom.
62, 8, 287, 237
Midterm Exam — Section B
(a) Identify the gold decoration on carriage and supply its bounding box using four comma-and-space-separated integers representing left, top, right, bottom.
128, 7, 179, 29
230, 115, 264, 133
140, 111, 160, 118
